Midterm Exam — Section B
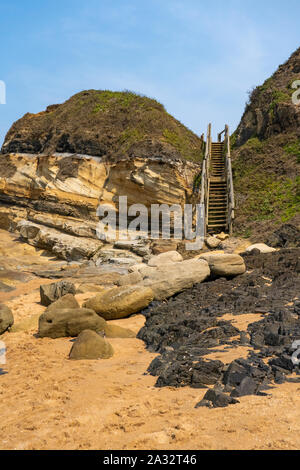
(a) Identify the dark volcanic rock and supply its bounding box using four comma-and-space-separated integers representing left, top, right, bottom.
138, 248, 300, 406
267, 224, 300, 248
223, 357, 273, 397
148, 353, 224, 389
248, 310, 300, 351
196, 389, 239, 408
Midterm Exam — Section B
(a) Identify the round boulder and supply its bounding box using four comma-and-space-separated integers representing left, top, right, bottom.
206, 236, 222, 249
246, 243, 276, 254
83, 285, 154, 320
199, 253, 246, 277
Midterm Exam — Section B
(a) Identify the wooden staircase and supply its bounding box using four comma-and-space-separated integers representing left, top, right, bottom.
207, 142, 227, 232
197, 124, 235, 236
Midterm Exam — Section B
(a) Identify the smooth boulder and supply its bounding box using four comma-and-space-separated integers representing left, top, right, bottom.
69, 330, 114, 360
44, 294, 79, 314
40, 280, 76, 306
38, 308, 106, 338
117, 271, 143, 287
206, 236, 222, 249
142, 258, 210, 300
199, 253, 246, 277
83, 285, 154, 320
147, 251, 183, 267
246, 243, 276, 254
105, 324, 136, 338
0, 304, 14, 335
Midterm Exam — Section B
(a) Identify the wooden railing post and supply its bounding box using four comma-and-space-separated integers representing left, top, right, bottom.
199, 123, 212, 238
223, 125, 235, 235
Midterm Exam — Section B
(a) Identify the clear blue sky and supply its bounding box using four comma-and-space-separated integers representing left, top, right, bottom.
0, 0, 299, 145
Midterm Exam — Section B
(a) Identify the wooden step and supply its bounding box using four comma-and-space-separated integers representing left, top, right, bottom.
207, 223, 227, 227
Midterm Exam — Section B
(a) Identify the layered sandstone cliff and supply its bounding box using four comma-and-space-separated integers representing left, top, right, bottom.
0, 152, 200, 261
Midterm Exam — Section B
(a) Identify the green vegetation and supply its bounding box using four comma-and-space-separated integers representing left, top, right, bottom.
162, 129, 197, 161
91, 90, 161, 114
257, 77, 274, 93
5, 88, 205, 162
236, 174, 299, 223
287, 77, 300, 93
230, 132, 237, 149
242, 137, 264, 153
118, 128, 145, 150
232, 132, 300, 234
269, 90, 290, 119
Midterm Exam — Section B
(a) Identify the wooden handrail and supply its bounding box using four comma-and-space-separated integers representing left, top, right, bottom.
223, 125, 235, 234
199, 123, 211, 237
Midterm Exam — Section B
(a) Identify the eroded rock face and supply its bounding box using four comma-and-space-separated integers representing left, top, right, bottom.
0, 90, 203, 261
19, 220, 103, 261
0, 152, 199, 261
40, 281, 76, 306
69, 330, 114, 360
235, 47, 300, 146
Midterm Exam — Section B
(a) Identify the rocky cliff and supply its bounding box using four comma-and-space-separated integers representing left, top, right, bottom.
1, 90, 203, 162
0, 91, 203, 261
232, 48, 300, 238
235, 47, 300, 146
